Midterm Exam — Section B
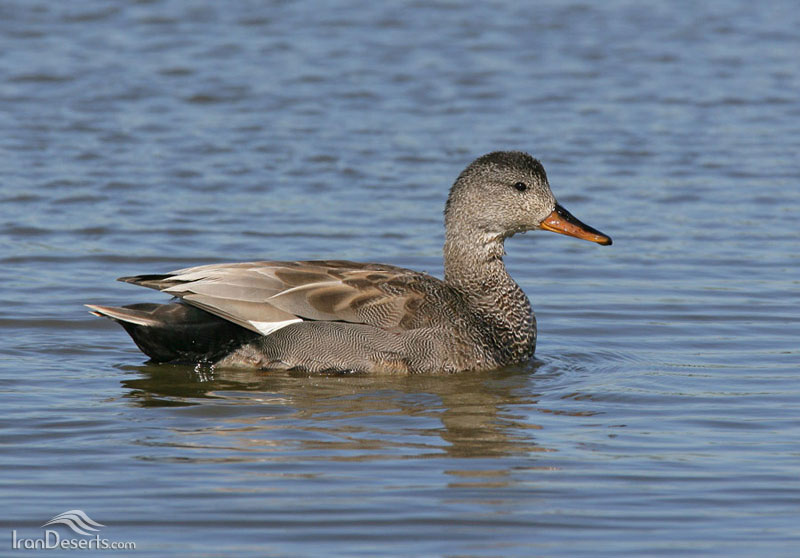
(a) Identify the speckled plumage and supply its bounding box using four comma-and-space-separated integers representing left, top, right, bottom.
88, 151, 611, 373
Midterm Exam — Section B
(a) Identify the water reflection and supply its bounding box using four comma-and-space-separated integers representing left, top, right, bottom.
120, 363, 550, 460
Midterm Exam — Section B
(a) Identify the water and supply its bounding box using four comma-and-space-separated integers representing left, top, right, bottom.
2, 1, 799, 556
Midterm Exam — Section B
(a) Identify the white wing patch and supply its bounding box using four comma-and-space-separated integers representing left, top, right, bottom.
249, 318, 303, 336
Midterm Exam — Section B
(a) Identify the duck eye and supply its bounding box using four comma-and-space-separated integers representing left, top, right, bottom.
513, 182, 527, 192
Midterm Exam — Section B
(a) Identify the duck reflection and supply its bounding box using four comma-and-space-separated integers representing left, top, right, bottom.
120, 362, 551, 460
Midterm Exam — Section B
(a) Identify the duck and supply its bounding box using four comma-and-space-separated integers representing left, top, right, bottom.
88, 151, 611, 373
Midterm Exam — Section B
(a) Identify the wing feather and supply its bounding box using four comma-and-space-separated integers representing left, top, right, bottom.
121, 260, 434, 334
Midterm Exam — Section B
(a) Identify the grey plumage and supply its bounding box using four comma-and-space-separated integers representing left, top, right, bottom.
88, 151, 611, 373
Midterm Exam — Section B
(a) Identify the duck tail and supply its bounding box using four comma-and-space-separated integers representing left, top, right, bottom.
87, 302, 259, 364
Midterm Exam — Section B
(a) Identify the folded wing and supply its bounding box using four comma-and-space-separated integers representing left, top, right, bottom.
119, 260, 428, 336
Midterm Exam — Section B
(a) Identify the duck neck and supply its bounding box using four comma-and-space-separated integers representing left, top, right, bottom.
444, 228, 508, 291
443, 224, 534, 339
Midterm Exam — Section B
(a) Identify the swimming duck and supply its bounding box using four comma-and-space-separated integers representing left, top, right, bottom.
88, 151, 611, 373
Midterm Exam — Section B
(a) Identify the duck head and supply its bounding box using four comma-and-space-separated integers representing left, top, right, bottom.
445, 151, 612, 246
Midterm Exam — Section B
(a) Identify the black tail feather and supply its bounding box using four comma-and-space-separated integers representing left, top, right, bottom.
89, 302, 259, 364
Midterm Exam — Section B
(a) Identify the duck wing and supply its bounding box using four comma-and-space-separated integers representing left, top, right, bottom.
118, 260, 432, 336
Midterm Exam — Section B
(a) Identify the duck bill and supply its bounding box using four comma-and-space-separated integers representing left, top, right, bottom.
540, 203, 612, 245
